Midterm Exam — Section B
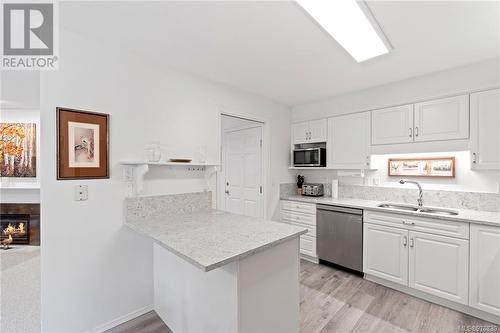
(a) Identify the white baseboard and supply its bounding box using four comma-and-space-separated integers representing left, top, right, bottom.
91, 304, 154, 333
300, 254, 319, 264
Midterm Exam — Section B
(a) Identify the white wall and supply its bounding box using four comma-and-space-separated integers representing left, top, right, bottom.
291, 58, 500, 193
292, 57, 500, 121
0, 71, 40, 110
40, 26, 292, 332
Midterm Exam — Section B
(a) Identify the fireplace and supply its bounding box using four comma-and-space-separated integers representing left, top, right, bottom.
1, 214, 30, 245
0, 204, 40, 246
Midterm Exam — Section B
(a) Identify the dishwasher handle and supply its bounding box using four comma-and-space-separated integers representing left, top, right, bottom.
317, 204, 363, 216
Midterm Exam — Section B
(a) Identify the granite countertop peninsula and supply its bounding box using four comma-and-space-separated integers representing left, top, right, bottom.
282, 195, 500, 227
126, 209, 307, 272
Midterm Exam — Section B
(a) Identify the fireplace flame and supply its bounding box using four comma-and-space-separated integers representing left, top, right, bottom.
2, 223, 26, 236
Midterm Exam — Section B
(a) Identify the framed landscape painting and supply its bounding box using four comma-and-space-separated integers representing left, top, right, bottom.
57, 107, 109, 179
388, 157, 455, 178
0, 123, 37, 177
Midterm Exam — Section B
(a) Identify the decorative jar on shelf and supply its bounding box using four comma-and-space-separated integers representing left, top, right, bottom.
145, 141, 161, 162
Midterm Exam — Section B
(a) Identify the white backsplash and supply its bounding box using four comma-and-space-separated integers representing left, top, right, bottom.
126, 191, 212, 222
280, 183, 500, 212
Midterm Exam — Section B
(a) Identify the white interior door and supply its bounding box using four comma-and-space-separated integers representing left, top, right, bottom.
224, 126, 263, 218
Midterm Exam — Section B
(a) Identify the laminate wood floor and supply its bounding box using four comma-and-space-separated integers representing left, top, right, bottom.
107, 260, 499, 333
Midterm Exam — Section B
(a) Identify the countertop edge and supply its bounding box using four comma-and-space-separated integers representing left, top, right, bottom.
125, 222, 307, 272
281, 196, 500, 227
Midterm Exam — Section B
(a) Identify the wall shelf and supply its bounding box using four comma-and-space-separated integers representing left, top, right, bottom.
121, 161, 218, 167
0, 185, 40, 190
288, 167, 336, 170
120, 161, 219, 197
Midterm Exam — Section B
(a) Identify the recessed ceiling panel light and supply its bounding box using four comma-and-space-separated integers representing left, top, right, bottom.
296, 0, 391, 62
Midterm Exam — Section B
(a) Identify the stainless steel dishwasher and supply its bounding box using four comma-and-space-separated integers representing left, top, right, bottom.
317, 205, 363, 273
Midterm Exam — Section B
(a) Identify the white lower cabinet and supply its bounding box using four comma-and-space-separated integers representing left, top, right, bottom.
363, 223, 408, 286
470, 224, 500, 316
299, 234, 317, 258
408, 231, 469, 304
364, 211, 474, 310
280, 200, 317, 259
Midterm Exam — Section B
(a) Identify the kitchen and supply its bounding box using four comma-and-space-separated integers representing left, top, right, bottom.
1, 1, 499, 332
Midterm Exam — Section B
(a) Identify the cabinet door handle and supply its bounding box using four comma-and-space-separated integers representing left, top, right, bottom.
409, 237, 414, 248
409, 128, 413, 138
415, 126, 419, 137
403, 235, 408, 247
472, 152, 477, 164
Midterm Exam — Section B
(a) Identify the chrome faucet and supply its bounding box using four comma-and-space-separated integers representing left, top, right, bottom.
400, 179, 424, 207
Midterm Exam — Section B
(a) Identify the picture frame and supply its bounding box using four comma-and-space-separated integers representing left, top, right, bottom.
388, 157, 455, 178
56, 107, 109, 180
1, 123, 37, 177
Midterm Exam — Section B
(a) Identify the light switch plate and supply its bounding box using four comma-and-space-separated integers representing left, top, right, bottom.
75, 185, 88, 201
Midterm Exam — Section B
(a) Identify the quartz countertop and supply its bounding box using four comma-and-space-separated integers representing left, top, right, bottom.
125, 209, 307, 272
282, 195, 500, 227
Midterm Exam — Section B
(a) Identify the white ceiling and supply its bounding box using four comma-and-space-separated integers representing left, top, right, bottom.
61, 1, 500, 106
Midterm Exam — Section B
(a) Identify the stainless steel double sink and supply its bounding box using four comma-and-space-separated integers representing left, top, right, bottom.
377, 203, 459, 216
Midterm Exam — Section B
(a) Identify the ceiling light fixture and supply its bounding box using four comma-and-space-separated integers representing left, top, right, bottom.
296, 0, 392, 62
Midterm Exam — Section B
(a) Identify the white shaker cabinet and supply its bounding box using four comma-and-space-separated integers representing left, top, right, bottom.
328, 112, 371, 169
280, 200, 317, 260
363, 223, 408, 286
408, 231, 469, 305
308, 119, 328, 143
470, 89, 500, 170
372, 104, 414, 145
292, 119, 327, 144
413, 95, 469, 142
292, 121, 309, 144
470, 224, 500, 316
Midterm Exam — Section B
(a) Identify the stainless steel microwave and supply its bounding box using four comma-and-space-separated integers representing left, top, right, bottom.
293, 148, 326, 167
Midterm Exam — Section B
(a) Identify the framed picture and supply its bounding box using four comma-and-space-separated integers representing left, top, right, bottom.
388, 157, 455, 178
57, 107, 109, 179
0, 123, 36, 177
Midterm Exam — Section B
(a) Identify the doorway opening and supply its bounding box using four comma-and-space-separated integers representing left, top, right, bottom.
218, 114, 265, 218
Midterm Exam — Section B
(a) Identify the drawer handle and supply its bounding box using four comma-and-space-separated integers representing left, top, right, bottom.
402, 221, 415, 226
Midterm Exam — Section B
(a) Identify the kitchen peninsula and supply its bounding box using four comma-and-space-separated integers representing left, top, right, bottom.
125, 192, 307, 333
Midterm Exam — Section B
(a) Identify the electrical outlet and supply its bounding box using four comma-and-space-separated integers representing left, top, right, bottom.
75, 185, 88, 201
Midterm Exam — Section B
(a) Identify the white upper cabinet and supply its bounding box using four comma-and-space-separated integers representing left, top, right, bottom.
328, 112, 371, 169
372, 104, 414, 145
292, 122, 309, 144
292, 119, 327, 144
470, 89, 500, 170
413, 95, 469, 142
308, 119, 327, 143
469, 224, 500, 316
